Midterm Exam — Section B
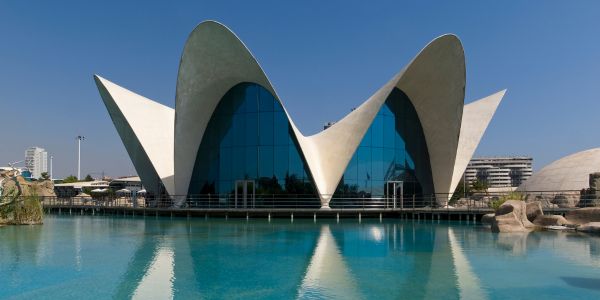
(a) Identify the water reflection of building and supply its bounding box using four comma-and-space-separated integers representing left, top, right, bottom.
111, 221, 492, 299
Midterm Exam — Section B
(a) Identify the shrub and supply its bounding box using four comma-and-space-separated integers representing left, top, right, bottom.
489, 192, 525, 210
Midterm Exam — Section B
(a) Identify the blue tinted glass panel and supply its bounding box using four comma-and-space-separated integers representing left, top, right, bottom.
273, 112, 289, 145
188, 83, 316, 201
259, 146, 273, 178
245, 113, 258, 146
372, 117, 383, 148
245, 146, 257, 179
244, 85, 258, 113
259, 88, 274, 111
274, 146, 288, 181
334, 88, 433, 201
259, 111, 273, 146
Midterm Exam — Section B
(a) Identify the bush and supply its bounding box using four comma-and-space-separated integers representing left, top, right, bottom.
489, 192, 525, 210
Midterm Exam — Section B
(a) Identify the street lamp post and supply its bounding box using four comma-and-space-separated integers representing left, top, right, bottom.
77, 136, 85, 180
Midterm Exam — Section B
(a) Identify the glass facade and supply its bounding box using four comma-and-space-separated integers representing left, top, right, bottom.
188, 83, 316, 198
334, 88, 433, 200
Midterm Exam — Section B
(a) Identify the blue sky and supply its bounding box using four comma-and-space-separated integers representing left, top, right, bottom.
1, 1, 599, 178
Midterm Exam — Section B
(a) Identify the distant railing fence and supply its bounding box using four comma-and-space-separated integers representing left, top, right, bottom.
38, 190, 598, 211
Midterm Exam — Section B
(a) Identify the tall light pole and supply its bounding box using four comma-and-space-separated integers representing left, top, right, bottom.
77, 136, 85, 180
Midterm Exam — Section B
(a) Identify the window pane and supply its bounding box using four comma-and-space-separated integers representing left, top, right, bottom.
357, 147, 372, 183
245, 146, 257, 179
259, 88, 274, 111
274, 146, 288, 181
384, 115, 394, 148
259, 111, 273, 146
245, 113, 258, 146
344, 152, 358, 181
233, 115, 244, 147
244, 84, 258, 113
219, 147, 232, 180
360, 127, 372, 147
231, 147, 244, 180
289, 146, 303, 178
372, 147, 383, 181
274, 112, 289, 145
259, 146, 273, 178
372, 116, 383, 148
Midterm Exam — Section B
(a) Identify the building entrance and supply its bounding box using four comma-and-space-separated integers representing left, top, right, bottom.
385, 181, 403, 209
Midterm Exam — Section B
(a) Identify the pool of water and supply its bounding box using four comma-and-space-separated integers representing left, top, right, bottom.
1, 215, 600, 299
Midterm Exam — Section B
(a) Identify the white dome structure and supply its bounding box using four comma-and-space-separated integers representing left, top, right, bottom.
518, 148, 600, 192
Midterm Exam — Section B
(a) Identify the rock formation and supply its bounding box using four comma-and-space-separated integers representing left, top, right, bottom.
526, 202, 544, 222
481, 213, 494, 225
532, 215, 570, 226
577, 222, 600, 234
565, 207, 600, 225
491, 200, 536, 233
578, 173, 600, 207
0, 170, 51, 225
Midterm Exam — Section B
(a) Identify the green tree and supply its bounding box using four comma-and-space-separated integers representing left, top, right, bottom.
471, 179, 488, 193
39, 172, 50, 181
83, 174, 94, 182
62, 175, 78, 183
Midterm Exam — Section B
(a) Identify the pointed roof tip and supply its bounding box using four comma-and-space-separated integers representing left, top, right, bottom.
416, 33, 464, 61
93, 74, 111, 88
430, 33, 462, 46
494, 89, 508, 100
93, 74, 104, 86
191, 20, 235, 34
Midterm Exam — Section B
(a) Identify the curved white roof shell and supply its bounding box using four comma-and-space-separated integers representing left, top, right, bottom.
94, 76, 175, 198
94, 20, 505, 208
517, 148, 600, 192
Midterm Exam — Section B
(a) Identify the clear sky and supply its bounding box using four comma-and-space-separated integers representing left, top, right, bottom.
1, 0, 599, 179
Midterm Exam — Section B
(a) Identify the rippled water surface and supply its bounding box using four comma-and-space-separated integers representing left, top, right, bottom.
1, 215, 600, 299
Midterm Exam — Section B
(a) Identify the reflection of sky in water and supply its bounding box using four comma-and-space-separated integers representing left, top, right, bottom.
1, 216, 600, 299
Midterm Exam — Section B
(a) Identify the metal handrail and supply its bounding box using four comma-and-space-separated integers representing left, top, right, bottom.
37, 189, 596, 211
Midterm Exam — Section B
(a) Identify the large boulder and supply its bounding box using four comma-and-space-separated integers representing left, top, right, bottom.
481, 213, 495, 225
552, 193, 579, 208
526, 202, 544, 222
565, 207, 600, 225
491, 200, 536, 233
533, 215, 571, 226
577, 222, 600, 234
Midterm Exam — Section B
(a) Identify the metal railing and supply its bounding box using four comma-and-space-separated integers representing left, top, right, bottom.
38, 190, 598, 211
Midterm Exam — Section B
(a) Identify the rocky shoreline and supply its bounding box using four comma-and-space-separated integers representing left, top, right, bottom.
481, 200, 600, 234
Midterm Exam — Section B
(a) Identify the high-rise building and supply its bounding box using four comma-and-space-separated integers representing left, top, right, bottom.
25, 147, 48, 179
464, 157, 533, 188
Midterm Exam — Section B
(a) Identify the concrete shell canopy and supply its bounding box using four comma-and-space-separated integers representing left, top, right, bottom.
94, 20, 505, 208
517, 148, 600, 192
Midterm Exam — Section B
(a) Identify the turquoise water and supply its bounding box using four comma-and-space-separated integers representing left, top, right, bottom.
1, 215, 600, 299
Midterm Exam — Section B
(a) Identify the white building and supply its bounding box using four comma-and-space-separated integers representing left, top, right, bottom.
464, 157, 533, 189
94, 21, 506, 207
25, 146, 48, 179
